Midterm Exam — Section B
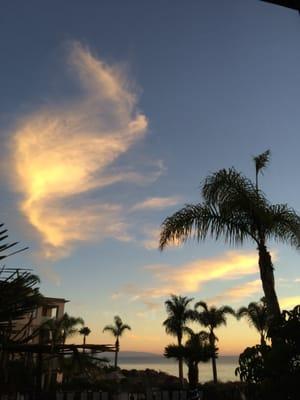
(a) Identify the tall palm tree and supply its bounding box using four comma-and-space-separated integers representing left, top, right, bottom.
237, 298, 269, 345
193, 301, 235, 383
163, 294, 194, 384
164, 330, 212, 388
159, 151, 300, 327
79, 326, 91, 352
79, 326, 91, 345
103, 315, 131, 369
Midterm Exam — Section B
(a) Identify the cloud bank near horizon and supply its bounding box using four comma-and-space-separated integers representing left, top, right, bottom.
11, 42, 155, 258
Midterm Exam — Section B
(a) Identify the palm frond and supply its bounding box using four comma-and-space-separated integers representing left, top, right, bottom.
253, 150, 271, 176
103, 315, 131, 338
265, 204, 300, 248
160, 202, 258, 250
103, 325, 117, 336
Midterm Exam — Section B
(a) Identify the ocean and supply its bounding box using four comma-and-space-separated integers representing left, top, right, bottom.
102, 353, 239, 383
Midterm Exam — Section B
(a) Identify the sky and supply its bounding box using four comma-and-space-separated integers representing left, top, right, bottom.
1, 0, 300, 356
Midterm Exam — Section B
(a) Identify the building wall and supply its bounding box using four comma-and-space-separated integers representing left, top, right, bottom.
14, 297, 67, 344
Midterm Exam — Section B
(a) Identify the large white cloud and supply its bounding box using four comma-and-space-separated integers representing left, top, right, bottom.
11, 42, 150, 257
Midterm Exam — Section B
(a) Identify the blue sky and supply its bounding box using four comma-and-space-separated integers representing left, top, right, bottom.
1, 1, 300, 354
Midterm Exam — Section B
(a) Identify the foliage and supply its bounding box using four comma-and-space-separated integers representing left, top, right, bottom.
159, 151, 300, 329
236, 305, 300, 399
80, 326, 91, 337
0, 224, 42, 338
41, 313, 84, 345
164, 329, 213, 387
235, 344, 271, 384
192, 301, 234, 383
103, 316, 131, 368
163, 295, 194, 342
103, 316, 131, 339
163, 294, 194, 383
0, 269, 42, 340
237, 298, 269, 345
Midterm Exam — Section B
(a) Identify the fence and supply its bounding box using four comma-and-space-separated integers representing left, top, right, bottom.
0, 390, 204, 400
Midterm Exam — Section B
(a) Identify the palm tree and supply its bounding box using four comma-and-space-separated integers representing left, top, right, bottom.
159, 151, 300, 327
163, 294, 194, 384
41, 313, 84, 346
193, 301, 235, 383
79, 326, 91, 351
237, 298, 269, 345
103, 316, 131, 369
164, 329, 213, 387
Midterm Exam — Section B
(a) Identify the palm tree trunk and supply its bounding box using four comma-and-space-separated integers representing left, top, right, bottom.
114, 350, 119, 369
188, 362, 198, 388
178, 358, 184, 385
114, 337, 119, 369
177, 335, 184, 385
211, 355, 217, 384
258, 244, 281, 321
209, 331, 217, 384
83, 335, 86, 353
260, 333, 266, 346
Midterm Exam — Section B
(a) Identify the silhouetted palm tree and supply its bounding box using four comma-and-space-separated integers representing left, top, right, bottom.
79, 326, 91, 352
163, 294, 194, 384
237, 298, 269, 345
193, 301, 234, 383
164, 329, 212, 387
42, 313, 84, 346
103, 316, 131, 369
160, 151, 300, 326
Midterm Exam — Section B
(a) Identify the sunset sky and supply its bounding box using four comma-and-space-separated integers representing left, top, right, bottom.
1, 1, 300, 355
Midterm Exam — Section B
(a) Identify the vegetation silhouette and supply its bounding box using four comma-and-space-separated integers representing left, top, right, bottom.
163, 294, 194, 384
164, 329, 213, 388
41, 313, 84, 346
237, 298, 269, 345
192, 301, 235, 384
236, 305, 300, 399
160, 151, 300, 333
79, 326, 91, 351
103, 315, 131, 369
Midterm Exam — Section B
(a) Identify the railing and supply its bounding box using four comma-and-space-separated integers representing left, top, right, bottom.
0, 390, 204, 400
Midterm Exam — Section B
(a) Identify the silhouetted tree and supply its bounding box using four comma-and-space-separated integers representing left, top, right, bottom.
41, 313, 84, 346
160, 151, 300, 329
237, 298, 269, 345
164, 329, 212, 387
163, 295, 194, 384
103, 316, 131, 369
79, 326, 91, 352
193, 301, 235, 383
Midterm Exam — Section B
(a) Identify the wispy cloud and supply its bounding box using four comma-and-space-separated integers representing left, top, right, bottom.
138, 225, 182, 250
145, 250, 259, 293
131, 196, 182, 211
114, 251, 260, 309
10, 42, 158, 257
209, 279, 262, 305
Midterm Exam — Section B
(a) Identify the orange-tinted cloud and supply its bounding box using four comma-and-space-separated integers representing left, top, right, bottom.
115, 251, 259, 309
146, 250, 259, 293
209, 279, 262, 304
131, 196, 182, 211
11, 42, 151, 257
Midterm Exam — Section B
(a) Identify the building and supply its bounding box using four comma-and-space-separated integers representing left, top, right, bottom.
14, 296, 68, 344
